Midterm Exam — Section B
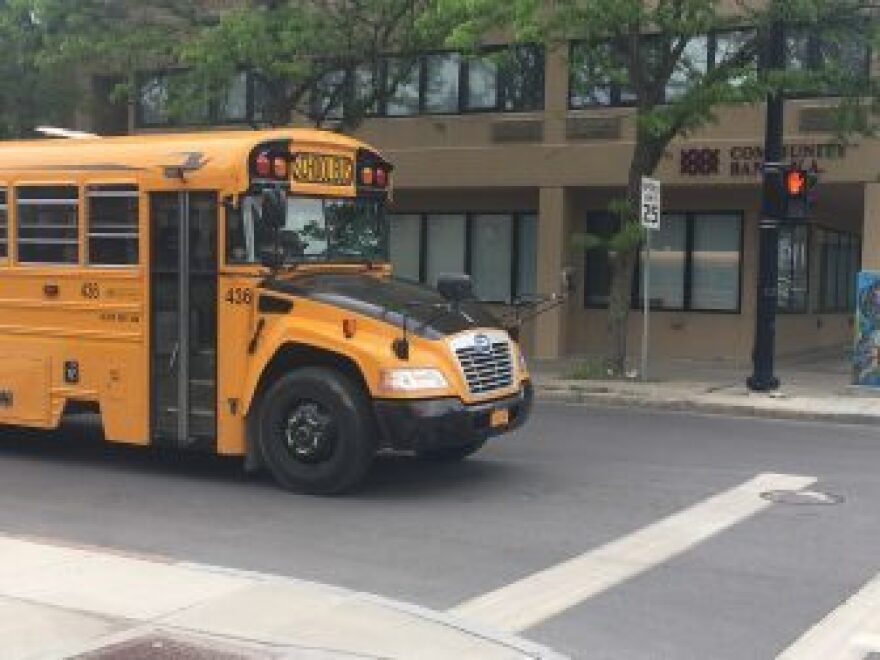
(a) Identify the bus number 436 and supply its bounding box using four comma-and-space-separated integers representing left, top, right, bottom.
225, 288, 253, 305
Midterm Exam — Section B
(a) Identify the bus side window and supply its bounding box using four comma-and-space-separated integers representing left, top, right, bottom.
87, 185, 139, 266
17, 185, 79, 265
0, 189, 7, 260
225, 203, 247, 264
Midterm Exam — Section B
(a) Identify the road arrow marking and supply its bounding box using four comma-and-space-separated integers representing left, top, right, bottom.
451, 472, 817, 633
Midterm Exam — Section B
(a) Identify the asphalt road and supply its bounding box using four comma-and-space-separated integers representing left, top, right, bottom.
0, 403, 878, 659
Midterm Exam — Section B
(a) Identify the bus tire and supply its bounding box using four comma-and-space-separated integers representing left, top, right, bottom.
416, 436, 487, 462
256, 367, 376, 495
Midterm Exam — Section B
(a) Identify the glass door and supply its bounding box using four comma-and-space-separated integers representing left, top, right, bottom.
150, 192, 218, 449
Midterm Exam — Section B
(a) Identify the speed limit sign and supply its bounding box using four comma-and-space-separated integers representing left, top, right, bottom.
641, 177, 661, 230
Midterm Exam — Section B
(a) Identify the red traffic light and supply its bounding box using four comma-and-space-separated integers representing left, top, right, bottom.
785, 169, 807, 196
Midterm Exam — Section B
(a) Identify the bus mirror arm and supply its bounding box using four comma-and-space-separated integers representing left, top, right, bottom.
506, 267, 576, 330
509, 293, 567, 327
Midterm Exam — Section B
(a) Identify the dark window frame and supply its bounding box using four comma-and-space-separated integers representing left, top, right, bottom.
388, 210, 538, 303
583, 209, 745, 314
776, 222, 811, 314
135, 69, 268, 129
781, 22, 873, 100
15, 184, 81, 266
85, 184, 140, 268
569, 22, 870, 109
818, 225, 862, 313
311, 44, 546, 122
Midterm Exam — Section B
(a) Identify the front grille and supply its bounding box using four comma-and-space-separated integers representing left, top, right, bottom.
456, 340, 514, 395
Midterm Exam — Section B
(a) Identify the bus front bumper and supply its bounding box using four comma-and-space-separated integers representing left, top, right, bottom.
373, 381, 533, 452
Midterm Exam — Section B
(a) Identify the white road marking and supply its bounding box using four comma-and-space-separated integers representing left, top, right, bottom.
778, 572, 880, 660
451, 472, 816, 633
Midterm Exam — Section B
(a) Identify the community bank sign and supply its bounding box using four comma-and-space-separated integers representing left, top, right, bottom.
680, 143, 848, 178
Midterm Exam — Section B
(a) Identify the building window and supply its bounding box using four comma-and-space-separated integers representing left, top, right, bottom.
388, 214, 422, 281
692, 213, 742, 311
463, 45, 545, 112
218, 71, 249, 122
637, 214, 687, 309
311, 45, 545, 120
426, 213, 466, 286
785, 25, 870, 78
136, 70, 269, 128
516, 214, 538, 297
783, 24, 870, 96
777, 224, 810, 312
425, 52, 461, 114
498, 45, 545, 112
571, 31, 759, 108
583, 212, 619, 306
353, 64, 381, 117
313, 69, 346, 120
819, 228, 861, 312
471, 214, 514, 301
0, 189, 7, 260
138, 74, 172, 126
389, 212, 537, 302
666, 36, 709, 102
87, 185, 139, 267
465, 54, 498, 110
585, 211, 742, 312
386, 58, 422, 117
17, 185, 80, 265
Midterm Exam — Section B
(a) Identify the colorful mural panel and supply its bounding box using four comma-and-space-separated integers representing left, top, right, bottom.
854, 271, 880, 387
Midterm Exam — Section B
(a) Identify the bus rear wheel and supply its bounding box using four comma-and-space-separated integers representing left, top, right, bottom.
257, 367, 376, 495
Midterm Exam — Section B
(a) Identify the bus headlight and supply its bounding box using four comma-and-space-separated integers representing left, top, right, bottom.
380, 368, 449, 393
518, 348, 528, 375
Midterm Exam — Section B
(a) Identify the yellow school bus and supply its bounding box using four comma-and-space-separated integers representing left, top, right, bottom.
0, 129, 532, 493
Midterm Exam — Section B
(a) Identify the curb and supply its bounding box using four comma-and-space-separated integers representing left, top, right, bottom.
180, 562, 568, 660
4, 534, 567, 660
535, 387, 880, 427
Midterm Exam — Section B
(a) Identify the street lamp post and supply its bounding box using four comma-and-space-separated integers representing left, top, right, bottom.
748, 19, 785, 393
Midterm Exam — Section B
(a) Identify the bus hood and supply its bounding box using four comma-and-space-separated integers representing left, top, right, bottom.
261, 273, 502, 339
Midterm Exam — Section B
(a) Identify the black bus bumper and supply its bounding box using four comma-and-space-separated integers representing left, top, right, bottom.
373, 381, 533, 452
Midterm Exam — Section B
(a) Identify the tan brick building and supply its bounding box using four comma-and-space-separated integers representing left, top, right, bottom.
86, 29, 879, 366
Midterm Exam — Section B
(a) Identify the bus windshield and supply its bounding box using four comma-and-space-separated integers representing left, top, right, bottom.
227, 195, 388, 265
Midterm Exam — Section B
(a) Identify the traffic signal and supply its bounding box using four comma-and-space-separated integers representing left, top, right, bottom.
781, 166, 817, 220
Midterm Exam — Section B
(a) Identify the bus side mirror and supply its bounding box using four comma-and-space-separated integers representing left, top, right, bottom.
260, 189, 286, 231
437, 273, 474, 302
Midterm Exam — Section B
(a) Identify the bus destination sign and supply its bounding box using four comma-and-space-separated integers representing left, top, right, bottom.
292, 153, 354, 187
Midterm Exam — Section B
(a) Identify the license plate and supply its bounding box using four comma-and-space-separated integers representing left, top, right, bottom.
490, 408, 510, 428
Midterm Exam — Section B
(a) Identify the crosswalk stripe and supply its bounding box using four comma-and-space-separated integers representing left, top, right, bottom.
451, 472, 817, 633
778, 572, 880, 660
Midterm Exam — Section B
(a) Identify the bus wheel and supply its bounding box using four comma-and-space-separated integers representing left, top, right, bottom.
416, 436, 487, 462
257, 367, 376, 495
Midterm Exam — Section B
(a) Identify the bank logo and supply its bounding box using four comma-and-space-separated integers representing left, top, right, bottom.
681, 148, 720, 176
474, 334, 492, 354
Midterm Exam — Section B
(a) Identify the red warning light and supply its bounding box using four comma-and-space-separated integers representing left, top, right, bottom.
786, 169, 806, 196
273, 156, 288, 179
255, 152, 271, 178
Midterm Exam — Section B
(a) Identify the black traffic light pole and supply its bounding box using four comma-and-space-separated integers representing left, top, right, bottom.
748, 19, 785, 392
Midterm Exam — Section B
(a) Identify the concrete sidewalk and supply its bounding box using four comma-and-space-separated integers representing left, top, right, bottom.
532, 349, 880, 426
0, 535, 564, 660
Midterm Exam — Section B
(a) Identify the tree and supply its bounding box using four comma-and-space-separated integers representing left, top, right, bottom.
33, 0, 457, 131
0, 0, 84, 138
183, 1, 456, 129
439, 0, 879, 374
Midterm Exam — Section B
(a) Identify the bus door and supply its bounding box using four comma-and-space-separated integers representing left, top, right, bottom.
149, 192, 218, 449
